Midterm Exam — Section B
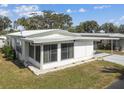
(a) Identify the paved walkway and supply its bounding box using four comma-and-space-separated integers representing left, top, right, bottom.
94, 53, 110, 58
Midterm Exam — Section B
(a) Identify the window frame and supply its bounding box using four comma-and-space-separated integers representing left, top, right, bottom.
29, 43, 41, 63
61, 43, 74, 60
29, 43, 35, 59
35, 46, 41, 63
43, 44, 58, 64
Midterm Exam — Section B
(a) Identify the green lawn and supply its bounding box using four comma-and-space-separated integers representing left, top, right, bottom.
0, 53, 124, 89
96, 49, 124, 55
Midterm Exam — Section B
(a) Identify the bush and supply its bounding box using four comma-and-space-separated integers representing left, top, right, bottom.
97, 43, 105, 49
105, 44, 111, 50
2, 45, 15, 60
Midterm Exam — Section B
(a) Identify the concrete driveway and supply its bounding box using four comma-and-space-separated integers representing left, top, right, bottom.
103, 54, 124, 66
106, 79, 124, 89
102, 54, 124, 89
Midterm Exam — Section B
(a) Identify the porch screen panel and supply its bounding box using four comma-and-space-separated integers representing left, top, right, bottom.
61, 44, 68, 60
35, 46, 40, 63
29, 43, 34, 59
68, 43, 74, 58
43, 45, 50, 63
61, 43, 74, 60
50, 45, 57, 62
43, 44, 57, 63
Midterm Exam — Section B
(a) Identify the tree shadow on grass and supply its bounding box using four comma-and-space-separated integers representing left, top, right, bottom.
101, 67, 124, 80
3, 55, 26, 69
11, 60, 26, 69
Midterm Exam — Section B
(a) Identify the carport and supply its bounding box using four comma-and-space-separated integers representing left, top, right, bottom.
93, 37, 120, 54
76, 33, 124, 53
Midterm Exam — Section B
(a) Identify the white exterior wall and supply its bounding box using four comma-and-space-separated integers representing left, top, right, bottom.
42, 40, 94, 70
15, 38, 23, 61
74, 40, 93, 60
8, 37, 24, 61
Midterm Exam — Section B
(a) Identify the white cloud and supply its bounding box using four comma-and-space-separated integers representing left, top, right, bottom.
13, 5, 41, 17
119, 16, 124, 21
114, 21, 120, 25
108, 19, 115, 23
79, 8, 86, 13
66, 9, 73, 13
25, 11, 44, 17
66, 8, 86, 13
0, 9, 9, 16
94, 5, 111, 9
107, 18, 121, 26
0, 4, 8, 7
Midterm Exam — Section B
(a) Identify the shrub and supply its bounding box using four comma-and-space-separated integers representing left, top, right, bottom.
97, 43, 105, 49
2, 45, 15, 60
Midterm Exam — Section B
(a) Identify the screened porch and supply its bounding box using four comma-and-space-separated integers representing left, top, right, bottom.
27, 42, 74, 69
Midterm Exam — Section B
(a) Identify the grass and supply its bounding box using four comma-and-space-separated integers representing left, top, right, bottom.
96, 49, 124, 55
0, 53, 124, 88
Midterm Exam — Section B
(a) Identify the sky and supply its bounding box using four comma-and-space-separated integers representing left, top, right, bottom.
0, 4, 124, 26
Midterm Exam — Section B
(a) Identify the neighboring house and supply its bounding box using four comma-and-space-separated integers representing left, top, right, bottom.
76, 33, 124, 51
7, 29, 118, 70
0, 36, 6, 48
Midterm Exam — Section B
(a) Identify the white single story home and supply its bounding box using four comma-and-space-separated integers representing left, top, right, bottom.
7, 29, 119, 70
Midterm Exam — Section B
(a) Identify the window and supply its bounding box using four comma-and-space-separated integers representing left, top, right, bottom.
16, 39, 22, 54
35, 46, 40, 63
61, 43, 74, 60
43, 44, 57, 63
29, 43, 41, 63
29, 43, 34, 59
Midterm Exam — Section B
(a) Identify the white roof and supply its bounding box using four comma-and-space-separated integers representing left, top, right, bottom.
75, 33, 124, 38
23, 34, 119, 43
8, 29, 120, 43
7, 29, 61, 37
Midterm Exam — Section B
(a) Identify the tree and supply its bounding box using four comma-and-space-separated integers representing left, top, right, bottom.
75, 20, 99, 33
75, 24, 85, 33
0, 16, 12, 31
16, 11, 73, 30
118, 24, 124, 33
68, 27, 76, 32
15, 17, 28, 29
100, 23, 118, 33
